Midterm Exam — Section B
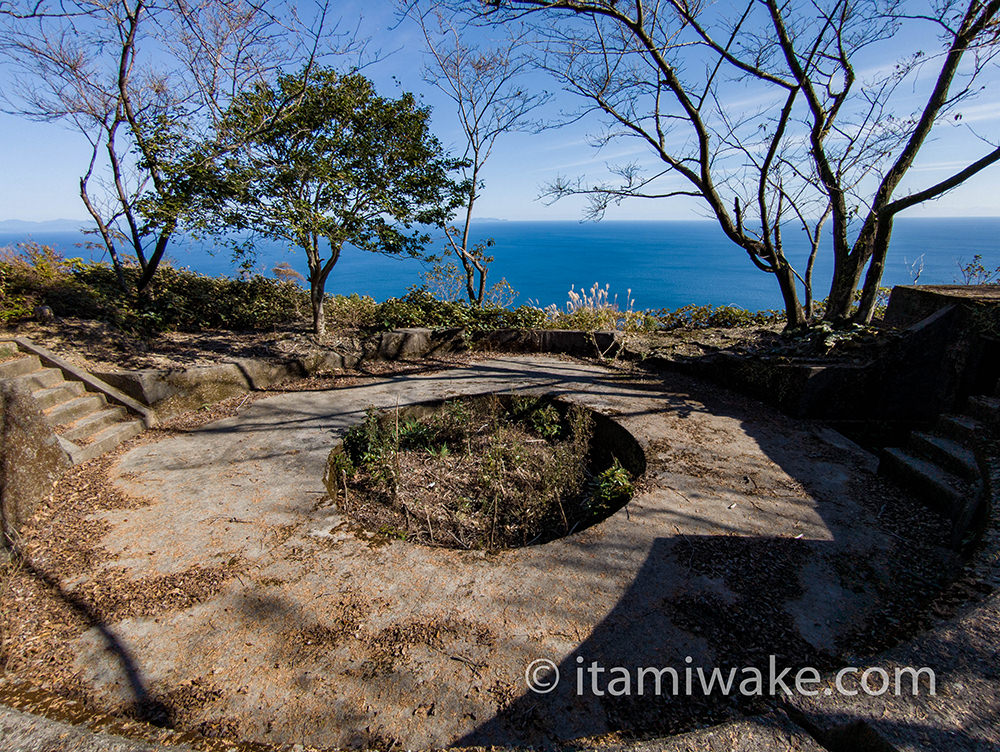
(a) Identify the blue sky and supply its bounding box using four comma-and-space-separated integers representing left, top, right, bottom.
1, 1, 998, 223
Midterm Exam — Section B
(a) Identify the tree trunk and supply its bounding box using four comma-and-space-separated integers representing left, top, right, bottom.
136, 220, 177, 293
822, 215, 890, 322
745, 236, 806, 329
310, 280, 326, 339
775, 261, 806, 329
823, 259, 865, 322
307, 238, 341, 339
460, 256, 477, 306
854, 215, 896, 324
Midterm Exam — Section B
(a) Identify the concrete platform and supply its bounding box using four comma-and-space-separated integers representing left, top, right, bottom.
4, 356, 958, 749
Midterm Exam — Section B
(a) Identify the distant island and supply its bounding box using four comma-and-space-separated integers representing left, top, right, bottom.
0, 219, 89, 232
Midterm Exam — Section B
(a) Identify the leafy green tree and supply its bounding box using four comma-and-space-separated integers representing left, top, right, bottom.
206, 68, 465, 337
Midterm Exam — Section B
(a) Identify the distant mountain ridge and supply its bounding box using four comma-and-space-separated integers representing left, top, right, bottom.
0, 219, 88, 232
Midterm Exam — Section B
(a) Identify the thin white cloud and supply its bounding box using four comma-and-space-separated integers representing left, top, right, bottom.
909, 159, 983, 173
529, 147, 653, 174
949, 100, 1000, 124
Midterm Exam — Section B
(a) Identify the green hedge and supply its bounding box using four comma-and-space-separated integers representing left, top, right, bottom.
654, 303, 784, 329
1, 243, 795, 336
0, 243, 307, 333
367, 288, 547, 333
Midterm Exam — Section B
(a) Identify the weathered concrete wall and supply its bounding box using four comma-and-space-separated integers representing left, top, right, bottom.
97, 364, 263, 419
654, 352, 875, 422
0, 383, 71, 548
883, 284, 1000, 328
96, 327, 470, 419
652, 288, 1000, 428
375, 327, 466, 359
882, 288, 1000, 419
476, 328, 621, 357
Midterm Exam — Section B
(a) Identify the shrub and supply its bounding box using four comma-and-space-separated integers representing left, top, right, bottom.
325, 293, 379, 329
655, 303, 783, 330
371, 287, 546, 334
1, 243, 101, 324
0, 263, 36, 325
0, 243, 310, 334
588, 458, 634, 513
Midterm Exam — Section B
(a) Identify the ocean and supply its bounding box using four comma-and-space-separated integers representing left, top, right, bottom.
3, 218, 999, 313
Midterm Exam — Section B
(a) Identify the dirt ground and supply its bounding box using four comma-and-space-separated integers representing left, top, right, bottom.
2, 317, 787, 373
2, 319, 344, 371
0, 355, 961, 751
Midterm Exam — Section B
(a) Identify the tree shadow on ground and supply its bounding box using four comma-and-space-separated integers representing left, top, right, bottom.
1, 541, 172, 727
3, 355, 984, 750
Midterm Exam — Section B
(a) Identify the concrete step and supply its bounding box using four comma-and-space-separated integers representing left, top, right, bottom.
880, 447, 972, 520
59, 405, 128, 443
2, 340, 149, 461
937, 413, 983, 443
967, 395, 1000, 428
0, 354, 41, 380
910, 431, 979, 480
45, 393, 106, 427
32, 381, 85, 410
5, 366, 63, 392
62, 420, 143, 464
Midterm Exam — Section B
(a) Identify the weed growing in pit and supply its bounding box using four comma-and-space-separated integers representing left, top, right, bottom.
329, 396, 633, 549
509, 395, 563, 441
327, 450, 355, 480
399, 417, 439, 451
588, 458, 634, 514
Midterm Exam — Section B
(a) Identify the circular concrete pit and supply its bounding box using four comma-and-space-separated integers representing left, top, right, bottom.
324, 394, 648, 550
2, 356, 958, 749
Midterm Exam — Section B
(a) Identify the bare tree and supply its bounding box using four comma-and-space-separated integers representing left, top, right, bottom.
418, 8, 548, 305
0, 0, 349, 292
450, 0, 1000, 326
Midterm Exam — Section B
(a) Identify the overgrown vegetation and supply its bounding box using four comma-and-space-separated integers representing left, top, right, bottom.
0, 242, 903, 342
325, 395, 635, 549
363, 287, 547, 333
0, 243, 305, 333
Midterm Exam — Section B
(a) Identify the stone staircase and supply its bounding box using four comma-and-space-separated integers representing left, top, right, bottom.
0, 341, 149, 464
880, 392, 994, 542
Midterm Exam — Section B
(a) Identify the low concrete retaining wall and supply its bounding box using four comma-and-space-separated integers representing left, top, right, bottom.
96, 327, 472, 419
97, 362, 291, 419
0, 383, 71, 550
646, 292, 1000, 429
475, 329, 622, 357
653, 352, 875, 421
883, 283, 1000, 328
